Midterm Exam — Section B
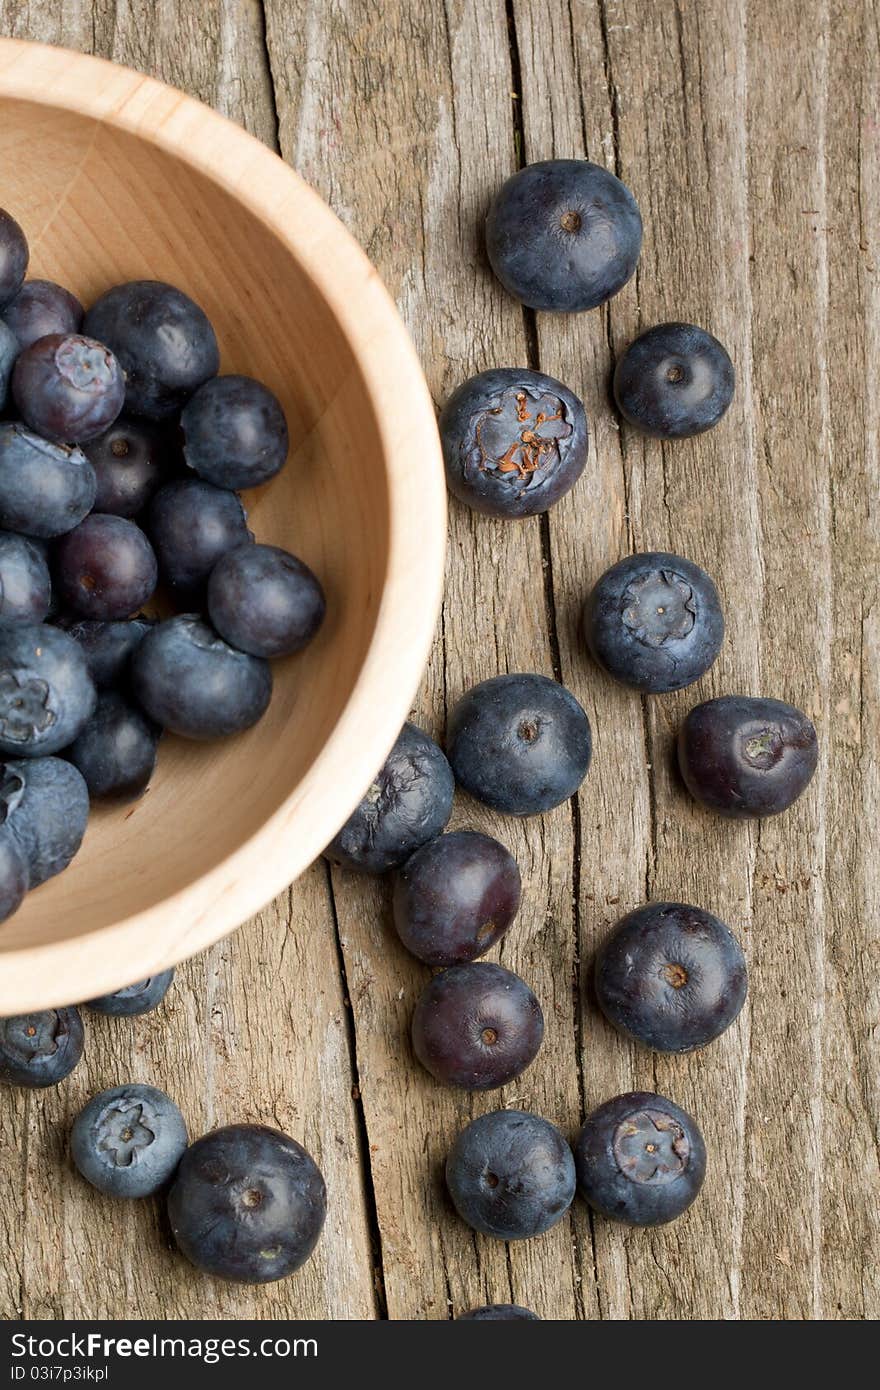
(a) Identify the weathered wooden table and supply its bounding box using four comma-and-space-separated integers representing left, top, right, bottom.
0, 0, 876, 1321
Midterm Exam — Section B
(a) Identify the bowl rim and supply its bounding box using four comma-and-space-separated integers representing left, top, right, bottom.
0, 37, 447, 1011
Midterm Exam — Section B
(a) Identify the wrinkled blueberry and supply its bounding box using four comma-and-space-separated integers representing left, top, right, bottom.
54, 514, 158, 621
207, 543, 325, 659
613, 323, 735, 438
584, 551, 724, 693
575, 1091, 706, 1226
0, 320, 17, 410
458, 1305, 540, 1321
0, 210, 28, 308
131, 615, 271, 740
486, 159, 642, 312
0, 828, 29, 922
84, 415, 173, 518
446, 1109, 575, 1241
83, 280, 219, 421
0, 1007, 84, 1088
440, 368, 589, 519
325, 722, 454, 873
1, 279, 83, 350
12, 333, 125, 443
168, 1123, 327, 1283
147, 478, 252, 599
393, 829, 521, 966
0, 424, 96, 538
0, 532, 52, 625
595, 902, 747, 1053
86, 969, 175, 1017
58, 615, 154, 689
446, 673, 591, 816
678, 695, 818, 818
2, 755, 89, 886
66, 689, 160, 802
0, 623, 96, 757
72, 1083, 187, 1198
181, 375, 288, 491
412, 962, 544, 1090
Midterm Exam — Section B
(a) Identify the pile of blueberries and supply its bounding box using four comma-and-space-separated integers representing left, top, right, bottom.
0, 159, 819, 1318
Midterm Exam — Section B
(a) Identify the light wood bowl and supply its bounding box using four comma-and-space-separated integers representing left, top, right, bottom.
0, 39, 446, 1013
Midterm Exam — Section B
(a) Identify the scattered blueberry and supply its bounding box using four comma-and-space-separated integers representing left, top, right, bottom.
595, 902, 747, 1053
54, 514, 158, 621
86, 969, 175, 1017
575, 1091, 706, 1226
83, 415, 173, 518
678, 695, 819, 818
0, 424, 96, 537
147, 478, 252, 599
392, 829, 521, 966
168, 1124, 327, 1283
12, 333, 125, 444
131, 614, 271, 740
0, 531, 52, 625
446, 673, 592, 816
83, 280, 220, 421
1, 279, 83, 350
2, 756, 90, 886
0, 320, 17, 410
0, 210, 28, 308
0, 828, 29, 922
71, 1083, 188, 1198
0, 623, 96, 757
486, 159, 642, 312
324, 721, 454, 873
181, 375, 289, 491
458, 1305, 540, 1321
446, 1109, 575, 1240
207, 543, 325, 659
613, 323, 735, 438
65, 689, 160, 802
57, 615, 154, 689
583, 551, 724, 693
412, 962, 544, 1090
0, 1007, 84, 1088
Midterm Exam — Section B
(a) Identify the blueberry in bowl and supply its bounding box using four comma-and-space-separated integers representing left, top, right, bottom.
583, 551, 724, 693
613, 323, 735, 438
458, 1305, 540, 1320
678, 695, 819, 817
71, 1083, 187, 1198
446, 1109, 576, 1240
1, 756, 90, 887
207, 543, 325, 659
86, 969, 174, 1017
0, 623, 96, 757
1, 278, 83, 350
412, 961, 544, 1089
146, 478, 252, 600
54, 514, 158, 621
0, 829, 29, 923
440, 368, 588, 518
131, 615, 271, 740
0, 208, 28, 308
392, 829, 521, 966
83, 415, 173, 518
575, 1091, 706, 1226
0, 531, 52, 625
65, 689, 161, 802
181, 375, 289, 491
0, 424, 96, 538
12, 332, 126, 444
0, 1007, 84, 1088
58, 615, 154, 690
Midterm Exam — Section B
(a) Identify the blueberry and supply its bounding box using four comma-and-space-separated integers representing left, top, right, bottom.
58, 615, 154, 689
575, 1092, 706, 1226
0, 424, 96, 538
412, 962, 544, 1090
0, 320, 17, 411
147, 479, 252, 599
83, 281, 220, 421
446, 673, 592, 816
83, 415, 174, 518
0, 1008, 84, 1088
66, 689, 160, 802
2, 756, 90, 886
446, 1109, 575, 1240
440, 368, 589, 519
613, 323, 735, 439
0, 532, 52, 625
0, 210, 28, 308
0, 623, 96, 757
458, 1305, 540, 1321
1, 280, 83, 350
393, 829, 521, 966
12, 333, 125, 444
54, 514, 158, 621
0, 829, 29, 922
86, 969, 175, 1017
678, 695, 818, 818
207, 543, 325, 659
168, 1124, 327, 1283
583, 552, 724, 694
324, 721, 454, 873
181, 375, 289, 491
486, 159, 642, 312
595, 902, 747, 1053
131, 615, 271, 740
71, 1083, 187, 1198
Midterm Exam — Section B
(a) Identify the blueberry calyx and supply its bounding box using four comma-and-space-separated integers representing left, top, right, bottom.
97, 1101, 156, 1167
0, 671, 56, 742
612, 1109, 690, 1186
472, 386, 572, 497
621, 568, 697, 647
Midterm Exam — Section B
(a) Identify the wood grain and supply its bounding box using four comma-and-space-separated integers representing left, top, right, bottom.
1, 0, 877, 1319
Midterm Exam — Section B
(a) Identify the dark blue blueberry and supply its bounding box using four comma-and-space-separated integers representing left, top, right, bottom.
446, 674, 592, 816
458, 1305, 540, 1321
66, 689, 160, 802
0, 1007, 84, 1088
2, 756, 89, 886
54, 514, 158, 621
0, 424, 96, 538
207, 543, 325, 660
12, 333, 125, 443
181, 375, 288, 491
131, 615, 271, 740
440, 368, 589, 519
678, 695, 818, 818
325, 721, 454, 874
0, 623, 96, 757
446, 1109, 575, 1241
583, 552, 724, 694
83, 415, 174, 518
595, 902, 747, 1053
0, 828, 29, 923
613, 323, 735, 439
575, 1092, 706, 1226
0, 320, 17, 411
147, 478, 252, 599
486, 159, 642, 312
57, 615, 154, 689
0, 532, 52, 625
86, 969, 175, 1017
393, 829, 521, 966
1, 279, 83, 350
83, 280, 220, 421
72, 1083, 187, 1198
168, 1123, 327, 1283
413, 962, 544, 1090
0, 210, 28, 308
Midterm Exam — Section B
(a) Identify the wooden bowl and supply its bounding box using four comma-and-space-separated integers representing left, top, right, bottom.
0, 39, 446, 1013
